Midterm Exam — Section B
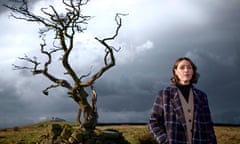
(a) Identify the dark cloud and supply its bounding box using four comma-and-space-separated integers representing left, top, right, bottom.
195, 47, 240, 103
0, 0, 9, 14
1, 0, 240, 128
95, 0, 240, 125
0, 79, 30, 128
0, 75, 78, 128
0, 80, 27, 113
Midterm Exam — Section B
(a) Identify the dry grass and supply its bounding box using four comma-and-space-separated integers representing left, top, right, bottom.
214, 126, 240, 144
97, 125, 157, 144
0, 121, 240, 144
0, 123, 47, 144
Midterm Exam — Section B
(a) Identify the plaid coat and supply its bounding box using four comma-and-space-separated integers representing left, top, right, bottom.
149, 84, 217, 144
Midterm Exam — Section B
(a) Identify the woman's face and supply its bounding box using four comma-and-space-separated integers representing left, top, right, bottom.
174, 60, 194, 85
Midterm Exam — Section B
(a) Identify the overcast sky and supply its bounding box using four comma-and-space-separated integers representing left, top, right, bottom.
0, 0, 240, 128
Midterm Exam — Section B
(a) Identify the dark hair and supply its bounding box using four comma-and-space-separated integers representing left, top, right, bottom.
171, 57, 199, 84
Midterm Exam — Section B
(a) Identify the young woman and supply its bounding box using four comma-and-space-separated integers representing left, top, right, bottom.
149, 57, 217, 144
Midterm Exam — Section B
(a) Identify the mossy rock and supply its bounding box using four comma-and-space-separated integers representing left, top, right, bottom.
47, 124, 62, 139
60, 124, 73, 139
100, 130, 122, 139
38, 123, 130, 144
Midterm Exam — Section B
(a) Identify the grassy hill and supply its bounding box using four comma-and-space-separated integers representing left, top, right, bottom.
0, 121, 240, 144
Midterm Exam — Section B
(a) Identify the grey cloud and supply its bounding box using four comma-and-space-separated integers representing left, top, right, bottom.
0, 79, 31, 128
0, 80, 27, 113
1, 0, 240, 128
0, 74, 78, 128
97, 110, 150, 123
0, 0, 9, 14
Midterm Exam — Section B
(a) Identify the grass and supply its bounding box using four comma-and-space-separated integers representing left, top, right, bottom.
97, 125, 155, 144
214, 126, 240, 144
0, 121, 240, 144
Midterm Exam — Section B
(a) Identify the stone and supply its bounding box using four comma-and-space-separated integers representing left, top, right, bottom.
37, 123, 130, 144
101, 130, 122, 139
60, 124, 73, 139
47, 124, 62, 139
70, 130, 84, 142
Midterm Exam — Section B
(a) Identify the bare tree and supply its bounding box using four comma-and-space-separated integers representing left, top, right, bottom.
4, 0, 125, 130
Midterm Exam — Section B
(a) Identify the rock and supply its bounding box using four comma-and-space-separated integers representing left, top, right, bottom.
101, 130, 122, 139
60, 124, 73, 139
69, 130, 84, 143
47, 124, 62, 139
37, 123, 130, 144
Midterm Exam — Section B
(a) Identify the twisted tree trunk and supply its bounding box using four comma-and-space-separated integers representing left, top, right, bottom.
74, 87, 98, 130
5, 0, 125, 131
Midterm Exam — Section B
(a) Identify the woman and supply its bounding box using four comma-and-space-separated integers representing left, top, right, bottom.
149, 57, 217, 144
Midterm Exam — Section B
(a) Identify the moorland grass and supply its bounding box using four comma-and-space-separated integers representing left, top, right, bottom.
0, 121, 239, 144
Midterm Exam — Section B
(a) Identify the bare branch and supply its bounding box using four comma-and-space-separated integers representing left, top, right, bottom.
12, 64, 32, 70
12, 54, 42, 73
79, 66, 93, 81
101, 13, 127, 41
111, 46, 121, 52
42, 78, 72, 95
42, 84, 59, 96
80, 13, 126, 87
4, 1, 56, 29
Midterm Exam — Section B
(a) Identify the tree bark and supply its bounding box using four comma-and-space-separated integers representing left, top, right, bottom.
74, 87, 98, 130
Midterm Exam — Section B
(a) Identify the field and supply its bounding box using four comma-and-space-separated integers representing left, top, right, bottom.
0, 121, 240, 144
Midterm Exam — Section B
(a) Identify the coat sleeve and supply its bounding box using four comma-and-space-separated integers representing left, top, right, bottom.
203, 92, 218, 144
148, 90, 168, 144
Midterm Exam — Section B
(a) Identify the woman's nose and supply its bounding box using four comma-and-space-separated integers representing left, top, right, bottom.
184, 67, 190, 72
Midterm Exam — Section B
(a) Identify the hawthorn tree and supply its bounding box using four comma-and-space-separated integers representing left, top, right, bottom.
4, 0, 125, 130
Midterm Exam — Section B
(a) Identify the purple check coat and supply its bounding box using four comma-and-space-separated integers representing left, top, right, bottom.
149, 84, 217, 144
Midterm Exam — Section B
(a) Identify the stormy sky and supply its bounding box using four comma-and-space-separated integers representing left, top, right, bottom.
1, 0, 240, 128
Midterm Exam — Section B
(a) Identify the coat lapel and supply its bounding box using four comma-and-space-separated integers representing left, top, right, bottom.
192, 88, 201, 118
171, 86, 187, 128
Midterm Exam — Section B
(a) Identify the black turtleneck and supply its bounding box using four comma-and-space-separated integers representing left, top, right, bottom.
176, 83, 192, 102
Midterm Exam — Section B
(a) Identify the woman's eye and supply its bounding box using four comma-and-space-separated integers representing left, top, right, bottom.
178, 65, 192, 70
179, 66, 185, 70
187, 66, 192, 69
188, 66, 193, 69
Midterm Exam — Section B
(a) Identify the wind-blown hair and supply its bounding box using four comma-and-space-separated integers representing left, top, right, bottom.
171, 57, 199, 84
